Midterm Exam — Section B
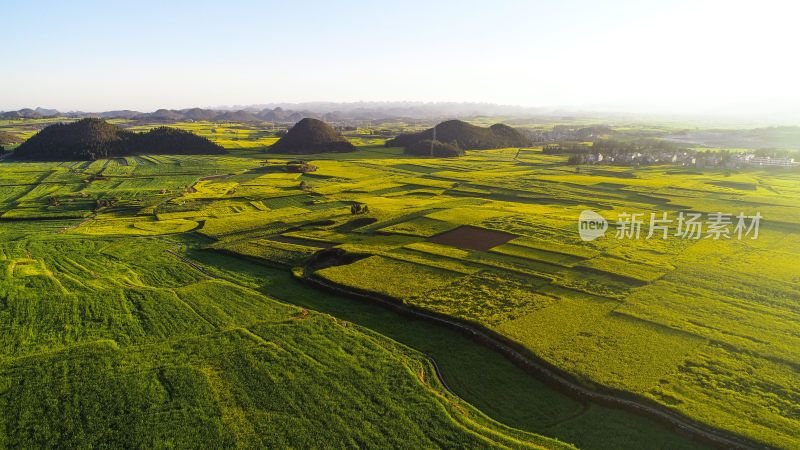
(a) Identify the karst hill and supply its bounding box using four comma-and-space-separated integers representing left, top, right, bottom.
12, 118, 225, 160
268, 118, 356, 154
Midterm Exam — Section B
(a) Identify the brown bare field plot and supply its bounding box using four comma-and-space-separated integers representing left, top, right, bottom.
427, 225, 517, 251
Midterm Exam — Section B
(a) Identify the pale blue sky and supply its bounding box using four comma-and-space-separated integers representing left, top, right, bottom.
1, 0, 797, 116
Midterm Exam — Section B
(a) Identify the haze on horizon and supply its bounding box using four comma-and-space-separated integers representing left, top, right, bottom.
2, 0, 798, 122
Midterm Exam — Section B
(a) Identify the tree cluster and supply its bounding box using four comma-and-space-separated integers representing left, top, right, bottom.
350, 204, 369, 215
546, 139, 689, 156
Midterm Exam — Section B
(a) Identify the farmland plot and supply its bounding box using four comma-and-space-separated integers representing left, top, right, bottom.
0, 133, 796, 448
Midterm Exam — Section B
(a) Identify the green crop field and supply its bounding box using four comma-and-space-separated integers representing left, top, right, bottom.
0, 225, 570, 448
0, 119, 798, 449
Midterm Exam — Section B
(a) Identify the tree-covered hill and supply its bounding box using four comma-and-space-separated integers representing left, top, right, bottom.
387, 120, 529, 150
12, 118, 225, 160
268, 118, 356, 154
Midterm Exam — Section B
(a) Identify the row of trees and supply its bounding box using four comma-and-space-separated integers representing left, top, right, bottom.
545, 139, 690, 155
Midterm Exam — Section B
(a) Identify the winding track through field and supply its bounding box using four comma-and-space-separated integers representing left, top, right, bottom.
154, 236, 762, 450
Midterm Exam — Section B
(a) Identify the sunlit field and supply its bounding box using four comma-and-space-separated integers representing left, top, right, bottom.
5, 0, 800, 446
0, 119, 798, 449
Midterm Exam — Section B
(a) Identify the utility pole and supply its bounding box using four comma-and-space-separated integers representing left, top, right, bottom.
430, 124, 436, 158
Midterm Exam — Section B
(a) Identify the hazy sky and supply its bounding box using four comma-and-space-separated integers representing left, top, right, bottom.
1, 0, 798, 117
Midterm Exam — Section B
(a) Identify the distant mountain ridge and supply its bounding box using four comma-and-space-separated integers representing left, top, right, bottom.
0, 102, 547, 123
4, 102, 800, 126
0, 107, 339, 123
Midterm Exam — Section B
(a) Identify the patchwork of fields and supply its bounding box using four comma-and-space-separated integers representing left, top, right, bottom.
0, 230, 569, 447
0, 139, 797, 448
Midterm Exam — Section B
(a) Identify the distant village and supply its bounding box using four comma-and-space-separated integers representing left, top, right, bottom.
522, 124, 799, 170
575, 150, 798, 169
539, 136, 799, 169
